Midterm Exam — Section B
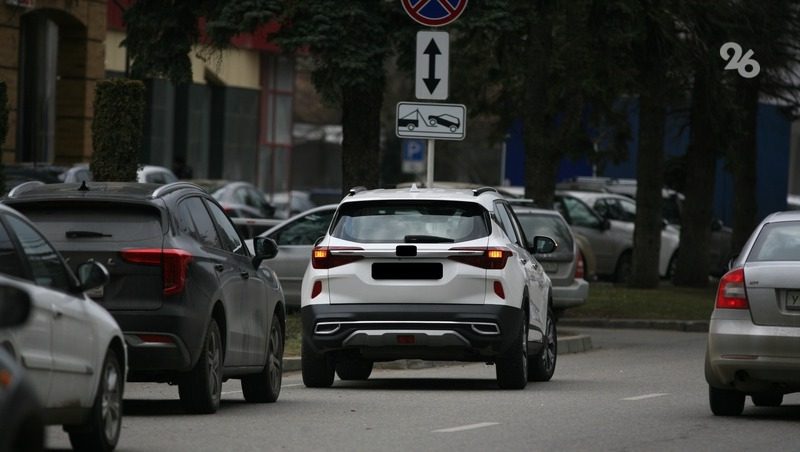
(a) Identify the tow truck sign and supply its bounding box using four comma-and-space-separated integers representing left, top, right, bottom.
395, 102, 466, 141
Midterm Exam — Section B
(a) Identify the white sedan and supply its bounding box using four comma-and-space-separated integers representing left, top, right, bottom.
0, 204, 126, 451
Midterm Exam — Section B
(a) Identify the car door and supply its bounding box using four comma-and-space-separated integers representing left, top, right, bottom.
556, 195, 627, 275
206, 200, 269, 367
266, 207, 335, 306
4, 214, 95, 408
0, 218, 53, 401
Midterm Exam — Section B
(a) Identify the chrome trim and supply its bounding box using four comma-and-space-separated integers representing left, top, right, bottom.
342, 329, 470, 348
313, 320, 500, 336
151, 181, 204, 199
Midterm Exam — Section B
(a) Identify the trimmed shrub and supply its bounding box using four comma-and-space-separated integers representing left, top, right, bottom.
91, 79, 145, 182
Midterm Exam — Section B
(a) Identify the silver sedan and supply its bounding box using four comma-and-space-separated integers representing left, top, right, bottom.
705, 211, 800, 415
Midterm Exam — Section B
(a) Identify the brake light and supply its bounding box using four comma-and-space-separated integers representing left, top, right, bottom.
716, 267, 748, 309
311, 246, 365, 269
448, 247, 512, 269
575, 249, 585, 279
311, 280, 322, 298
121, 248, 193, 296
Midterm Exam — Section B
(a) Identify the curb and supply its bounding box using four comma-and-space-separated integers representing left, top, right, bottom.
559, 317, 709, 332
281, 332, 593, 374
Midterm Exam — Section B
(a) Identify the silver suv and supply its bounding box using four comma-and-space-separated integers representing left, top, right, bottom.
300, 186, 557, 389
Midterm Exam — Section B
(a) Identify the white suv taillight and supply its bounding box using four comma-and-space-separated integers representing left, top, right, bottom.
121, 248, 192, 295
715, 267, 748, 309
575, 249, 585, 279
448, 247, 512, 269
311, 246, 365, 269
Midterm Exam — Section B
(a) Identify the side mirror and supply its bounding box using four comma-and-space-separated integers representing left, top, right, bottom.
598, 218, 611, 231
531, 236, 557, 254
77, 261, 110, 292
252, 237, 279, 267
0, 283, 32, 328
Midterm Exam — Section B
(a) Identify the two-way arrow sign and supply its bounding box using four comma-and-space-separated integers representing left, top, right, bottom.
415, 31, 449, 100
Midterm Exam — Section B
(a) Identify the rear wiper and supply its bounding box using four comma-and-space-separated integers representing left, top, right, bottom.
66, 230, 112, 238
404, 235, 454, 243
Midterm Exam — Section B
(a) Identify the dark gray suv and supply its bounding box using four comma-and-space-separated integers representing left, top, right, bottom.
5, 181, 286, 414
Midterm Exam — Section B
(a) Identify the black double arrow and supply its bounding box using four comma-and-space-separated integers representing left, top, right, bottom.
422, 39, 442, 94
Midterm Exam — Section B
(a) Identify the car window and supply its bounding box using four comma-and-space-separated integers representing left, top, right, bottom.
516, 213, 574, 251
205, 201, 247, 255
593, 199, 610, 219
494, 202, 523, 246
234, 188, 249, 205
559, 196, 602, 228
331, 201, 488, 243
271, 210, 334, 246
181, 197, 223, 248
747, 222, 800, 262
0, 220, 24, 279
146, 172, 166, 184
601, 198, 636, 222
5, 215, 72, 292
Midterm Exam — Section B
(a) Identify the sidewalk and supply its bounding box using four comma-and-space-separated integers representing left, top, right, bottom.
281, 330, 593, 373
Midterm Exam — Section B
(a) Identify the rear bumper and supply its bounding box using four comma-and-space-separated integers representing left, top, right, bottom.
302, 303, 526, 362
552, 278, 589, 310
705, 314, 800, 392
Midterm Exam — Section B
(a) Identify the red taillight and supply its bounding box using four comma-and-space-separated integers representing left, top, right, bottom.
448, 247, 512, 269
311, 280, 322, 298
136, 334, 174, 344
311, 246, 364, 269
493, 281, 505, 299
121, 248, 193, 296
716, 267, 748, 309
575, 249, 585, 279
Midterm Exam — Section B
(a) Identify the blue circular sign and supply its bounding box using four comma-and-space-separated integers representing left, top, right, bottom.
401, 0, 468, 27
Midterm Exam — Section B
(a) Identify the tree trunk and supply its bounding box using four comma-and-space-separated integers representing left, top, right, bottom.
730, 78, 759, 254
340, 83, 382, 196
630, 89, 666, 288
673, 69, 719, 287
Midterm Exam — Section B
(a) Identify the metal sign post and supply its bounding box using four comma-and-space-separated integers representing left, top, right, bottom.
426, 139, 435, 188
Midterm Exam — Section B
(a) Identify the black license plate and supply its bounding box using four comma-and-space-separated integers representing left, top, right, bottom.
372, 263, 443, 280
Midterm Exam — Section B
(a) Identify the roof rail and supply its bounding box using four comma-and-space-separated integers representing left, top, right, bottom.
6, 181, 45, 198
347, 186, 368, 196
472, 186, 499, 196
151, 181, 204, 199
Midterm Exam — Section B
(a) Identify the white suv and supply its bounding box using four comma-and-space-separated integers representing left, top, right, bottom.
300, 186, 557, 389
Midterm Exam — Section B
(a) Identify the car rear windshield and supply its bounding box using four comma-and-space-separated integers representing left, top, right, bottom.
330, 201, 489, 243
13, 202, 163, 248
516, 213, 574, 251
747, 221, 800, 262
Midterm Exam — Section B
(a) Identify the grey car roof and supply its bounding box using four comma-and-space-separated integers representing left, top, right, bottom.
3, 181, 204, 202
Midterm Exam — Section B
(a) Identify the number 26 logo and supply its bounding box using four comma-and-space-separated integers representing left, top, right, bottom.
720, 42, 760, 79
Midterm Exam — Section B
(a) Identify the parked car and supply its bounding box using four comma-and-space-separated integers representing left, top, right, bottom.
554, 190, 680, 282
0, 203, 124, 451
512, 207, 589, 315
300, 186, 557, 389
137, 165, 178, 184
705, 211, 800, 416
0, 283, 44, 452
5, 181, 286, 414
269, 190, 316, 219
245, 204, 338, 309
191, 179, 275, 219
557, 177, 732, 276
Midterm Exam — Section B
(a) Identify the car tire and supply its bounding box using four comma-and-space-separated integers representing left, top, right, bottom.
13, 411, 44, 452
242, 317, 284, 403
67, 350, 123, 452
529, 306, 557, 382
615, 252, 632, 284
336, 358, 373, 381
496, 311, 528, 389
751, 392, 783, 407
709, 385, 745, 416
179, 319, 223, 414
302, 341, 335, 388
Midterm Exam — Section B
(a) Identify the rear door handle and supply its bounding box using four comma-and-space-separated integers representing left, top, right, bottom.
214, 264, 225, 272
240, 271, 250, 280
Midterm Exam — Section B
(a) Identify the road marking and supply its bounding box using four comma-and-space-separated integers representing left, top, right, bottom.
222, 390, 242, 395
432, 422, 500, 433
284, 383, 303, 387
622, 393, 670, 401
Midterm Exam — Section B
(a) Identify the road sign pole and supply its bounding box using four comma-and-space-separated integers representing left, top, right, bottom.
426, 139, 435, 188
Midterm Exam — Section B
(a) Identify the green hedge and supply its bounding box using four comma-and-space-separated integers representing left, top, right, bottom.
91, 79, 145, 182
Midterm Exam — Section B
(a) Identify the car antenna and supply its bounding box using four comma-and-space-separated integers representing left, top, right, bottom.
78, 181, 90, 191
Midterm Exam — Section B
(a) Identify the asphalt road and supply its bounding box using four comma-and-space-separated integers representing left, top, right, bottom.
46, 328, 800, 451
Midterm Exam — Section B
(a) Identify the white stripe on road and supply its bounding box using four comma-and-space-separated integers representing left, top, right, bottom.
432, 422, 500, 433
284, 383, 303, 387
221, 390, 242, 395
622, 393, 670, 401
